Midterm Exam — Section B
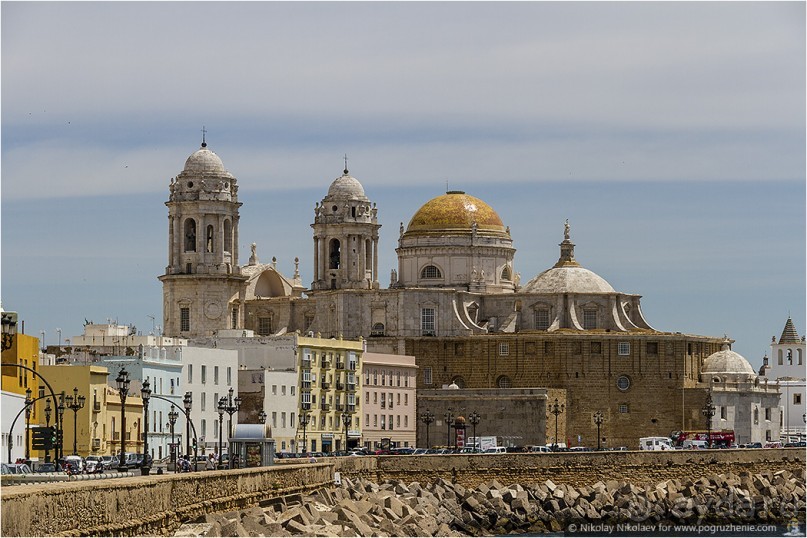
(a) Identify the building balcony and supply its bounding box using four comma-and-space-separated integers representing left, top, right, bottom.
321, 381, 331, 390
336, 403, 344, 411
321, 403, 331, 412
336, 381, 344, 390
93, 401, 101, 412
336, 363, 345, 370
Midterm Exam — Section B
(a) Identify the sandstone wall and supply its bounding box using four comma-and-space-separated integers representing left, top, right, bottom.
2, 449, 803, 537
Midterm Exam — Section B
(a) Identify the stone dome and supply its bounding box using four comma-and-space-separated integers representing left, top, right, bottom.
521, 266, 615, 294
702, 344, 756, 375
327, 170, 368, 200
183, 144, 230, 176
406, 191, 505, 233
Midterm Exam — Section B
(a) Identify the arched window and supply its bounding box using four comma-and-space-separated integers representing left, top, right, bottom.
421, 265, 442, 279
501, 266, 511, 281
370, 323, 385, 337
753, 408, 759, 424
497, 375, 512, 388
206, 225, 214, 253
223, 219, 232, 253
329, 239, 341, 269
787, 349, 793, 365
778, 349, 783, 365
184, 219, 196, 252
798, 349, 803, 365
451, 376, 466, 389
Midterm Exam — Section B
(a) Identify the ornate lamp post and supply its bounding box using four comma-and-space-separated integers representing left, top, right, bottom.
420, 410, 435, 449
221, 388, 241, 468
701, 390, 716, 449
549, 398, 564, 451
443, 408, 454, 448
64, 387, 86, 456
140, 379, 152, 475
24, 388, 32, 460
167, 409, 178, 472
44, 399, 52, 463
183, 392, 192, 458
56, 392, 66, 462
216, 396, 226, 468
116, 367, 131, 472
299, 412, 310, 455
468, 411, 481, 452
222, 388, 241, 439
1, 311, 17, 352
593, 411, 604, 451
341, 412, 352, 452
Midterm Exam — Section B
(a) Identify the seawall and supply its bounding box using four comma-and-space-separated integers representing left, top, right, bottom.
1, 449, 803, 536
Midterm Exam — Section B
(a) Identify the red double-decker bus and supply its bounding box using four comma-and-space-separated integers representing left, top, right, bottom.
670, 430, 735, 448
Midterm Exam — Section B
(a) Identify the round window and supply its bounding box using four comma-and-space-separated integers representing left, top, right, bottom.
616, 375, 631, 391
332, 205, 338, 212
187, 181, 194, 188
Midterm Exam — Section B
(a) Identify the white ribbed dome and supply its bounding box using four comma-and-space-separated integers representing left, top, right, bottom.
703, 345, 756, 375
183, 146, 228, 175
327, 171, 367, 200
521, 266, 615, 294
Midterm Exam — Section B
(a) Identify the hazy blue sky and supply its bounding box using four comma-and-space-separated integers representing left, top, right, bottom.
2, 2, 804, 368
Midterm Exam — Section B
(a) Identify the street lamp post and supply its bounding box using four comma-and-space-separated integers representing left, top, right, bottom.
64, 387, 86, 456
140, 379, 152, 475
216, 397, 226, 469
341, 412, 352, 452
468, 411, 481, 453
167, 409, 178, 473
300, 412, 310, 455
116, 367, 131, 472
701, 390, 716, 449
221, 388, 241, 468
420, 410, 435, 449
24, 388, 32, 460
183, 392, 192, 459
56, 392, 66, 462
550, 399, 564, 451
44, 399, 52, 463
444, 408, 454, 448
593, 411, 604, 451
1, 311, 18, 352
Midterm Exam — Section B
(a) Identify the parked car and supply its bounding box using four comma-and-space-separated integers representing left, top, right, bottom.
62, 455, 84, 473
33, 462, 61, 473
1, 463, 32, 475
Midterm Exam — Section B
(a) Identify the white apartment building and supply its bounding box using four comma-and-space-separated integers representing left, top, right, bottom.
240, 368, 298, 454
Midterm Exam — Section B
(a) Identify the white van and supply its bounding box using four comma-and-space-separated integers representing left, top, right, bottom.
482, 446, 507, 454
682, 439, 708, 450
639, 437, 672, 451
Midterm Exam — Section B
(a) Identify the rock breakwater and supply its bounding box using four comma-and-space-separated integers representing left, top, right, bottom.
176, 469, 806, 536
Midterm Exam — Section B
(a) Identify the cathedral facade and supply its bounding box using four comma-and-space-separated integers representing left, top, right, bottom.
160, 142, 728, 447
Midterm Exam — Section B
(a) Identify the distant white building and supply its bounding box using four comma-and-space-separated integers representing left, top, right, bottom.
759, 317, 806, 442
700, 341, 781, 445
240, 368, 298, 454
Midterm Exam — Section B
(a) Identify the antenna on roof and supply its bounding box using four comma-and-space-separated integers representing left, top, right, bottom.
446, 179, 449, 193
344, 154, 349, 174
201, 125, 207, 148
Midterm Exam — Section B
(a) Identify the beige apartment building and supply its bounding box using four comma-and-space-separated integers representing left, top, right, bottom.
361, 352, 417, 450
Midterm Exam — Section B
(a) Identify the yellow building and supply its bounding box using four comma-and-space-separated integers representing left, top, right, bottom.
39, 365, 144, 458
298, 334, 363, 453
2, 332, 42, 461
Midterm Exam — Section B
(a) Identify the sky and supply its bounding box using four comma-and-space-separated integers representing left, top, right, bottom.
1, 2, 804, 369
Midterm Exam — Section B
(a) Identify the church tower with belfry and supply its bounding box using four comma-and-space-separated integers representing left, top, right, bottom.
159, 134, 247, 337
310, 161, 381, 291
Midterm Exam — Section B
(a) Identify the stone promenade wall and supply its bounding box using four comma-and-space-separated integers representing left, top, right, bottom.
1, 449, 803, 536
337, 449, 807, 489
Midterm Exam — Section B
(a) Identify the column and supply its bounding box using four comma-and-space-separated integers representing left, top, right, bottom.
373, 237, 379, 285
313, 237, 319, 283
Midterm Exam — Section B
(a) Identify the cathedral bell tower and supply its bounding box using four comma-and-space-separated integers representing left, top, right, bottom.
158, 137, 247, 337
311, 164, 380, 291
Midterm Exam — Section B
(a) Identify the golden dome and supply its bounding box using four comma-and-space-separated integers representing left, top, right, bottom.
406, 191, 505, 233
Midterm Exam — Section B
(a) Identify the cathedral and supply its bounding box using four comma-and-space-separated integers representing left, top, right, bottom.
160, 141, 734, 447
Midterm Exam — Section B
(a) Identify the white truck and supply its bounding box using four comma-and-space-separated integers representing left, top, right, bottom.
639, 436, 672, 451
467, 436, 500, 451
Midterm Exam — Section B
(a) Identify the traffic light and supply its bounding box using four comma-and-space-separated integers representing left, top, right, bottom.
192, 438, 197, 449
